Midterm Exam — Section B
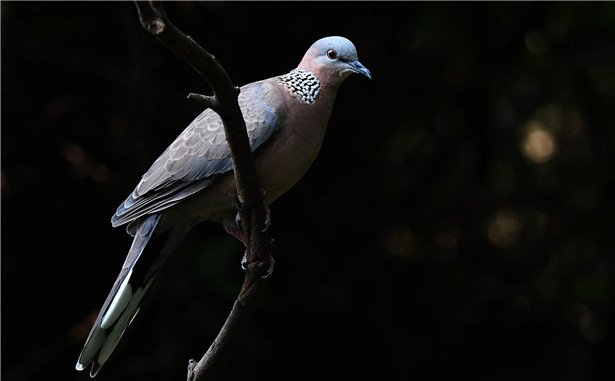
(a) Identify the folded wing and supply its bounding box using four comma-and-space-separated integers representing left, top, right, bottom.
111, 80, 285, 227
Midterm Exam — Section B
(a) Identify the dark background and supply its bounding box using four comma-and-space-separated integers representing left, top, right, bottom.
2, 2, 614, 380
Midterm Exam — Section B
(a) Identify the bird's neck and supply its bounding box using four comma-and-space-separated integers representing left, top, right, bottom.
279, 68, 342, 107
279, 69, 321, 105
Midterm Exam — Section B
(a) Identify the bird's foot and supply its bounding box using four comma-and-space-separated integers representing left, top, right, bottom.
241, 238, 276, 278
233, 188, 271, 233
241, 253, 275, 279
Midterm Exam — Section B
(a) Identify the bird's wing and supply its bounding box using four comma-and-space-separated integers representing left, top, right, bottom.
111, 79, 285, 227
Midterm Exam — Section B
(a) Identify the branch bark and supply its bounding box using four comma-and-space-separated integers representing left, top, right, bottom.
133, 2, 271, 380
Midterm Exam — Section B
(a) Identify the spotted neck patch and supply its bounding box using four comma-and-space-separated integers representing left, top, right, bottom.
279, 69, 321, 104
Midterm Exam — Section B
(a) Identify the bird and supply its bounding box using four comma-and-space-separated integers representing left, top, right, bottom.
76, 35, 371, 377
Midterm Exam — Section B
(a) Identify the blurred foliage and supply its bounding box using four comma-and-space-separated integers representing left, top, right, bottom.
2, 2, 614, 381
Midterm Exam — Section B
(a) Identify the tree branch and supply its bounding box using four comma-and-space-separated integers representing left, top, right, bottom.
133, 2, 271, 380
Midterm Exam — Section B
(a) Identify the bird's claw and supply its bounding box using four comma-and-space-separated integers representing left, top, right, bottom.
235, 210, 241, 229
234, 189, 271, 233
241, 252, 248, 270
261, 203, 271, 233
262, 255, 275, 279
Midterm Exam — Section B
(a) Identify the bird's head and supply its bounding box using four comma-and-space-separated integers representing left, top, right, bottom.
298, 36, 371, 85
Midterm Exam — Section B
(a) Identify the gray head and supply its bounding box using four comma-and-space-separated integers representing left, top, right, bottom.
298, 36, 371, 83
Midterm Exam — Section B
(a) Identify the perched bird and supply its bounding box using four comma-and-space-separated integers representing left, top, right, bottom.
76, 36, 371, 377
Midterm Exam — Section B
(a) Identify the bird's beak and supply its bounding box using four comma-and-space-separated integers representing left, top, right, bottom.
348, 60, 372, 79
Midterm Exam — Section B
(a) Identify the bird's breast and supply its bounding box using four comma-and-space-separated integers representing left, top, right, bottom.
255, 99, 333, 204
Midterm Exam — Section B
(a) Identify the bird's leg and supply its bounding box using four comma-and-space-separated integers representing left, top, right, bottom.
227, 189, 274, 278
232, 188, 271, 236
239, 189, 271, 231
223, 221, 246, 245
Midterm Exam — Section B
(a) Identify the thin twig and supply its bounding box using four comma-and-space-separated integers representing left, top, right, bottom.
187, 93, 218, 109
133, 1, 272, 380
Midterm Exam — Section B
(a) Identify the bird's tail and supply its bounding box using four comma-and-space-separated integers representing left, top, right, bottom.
76, 213, 162, 377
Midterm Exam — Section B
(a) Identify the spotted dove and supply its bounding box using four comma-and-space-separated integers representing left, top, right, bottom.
76, 36, 371, 377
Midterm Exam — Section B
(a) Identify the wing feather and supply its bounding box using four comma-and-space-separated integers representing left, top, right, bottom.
111, 79, 286, 227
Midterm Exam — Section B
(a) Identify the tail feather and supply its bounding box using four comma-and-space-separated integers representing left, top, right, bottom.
76, 213, 162, 377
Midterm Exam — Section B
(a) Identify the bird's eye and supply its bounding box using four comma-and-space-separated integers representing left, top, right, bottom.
326, 49, 338, 59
